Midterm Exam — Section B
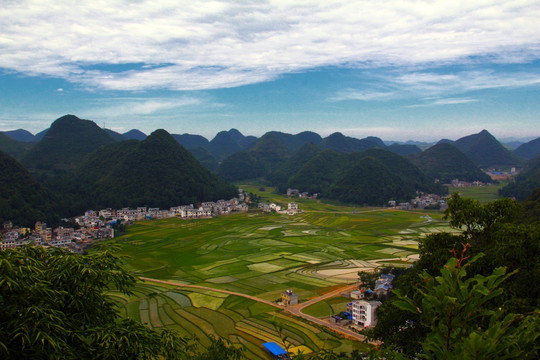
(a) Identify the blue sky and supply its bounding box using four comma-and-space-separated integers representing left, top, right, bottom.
1, 1, 539, 142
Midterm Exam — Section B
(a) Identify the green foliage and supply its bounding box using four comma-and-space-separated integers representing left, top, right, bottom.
0, 245, 245, 359
371, 193, 540, 356
522, 187, 540, 223
393, 251, 539, 359
408, 143, 491, 183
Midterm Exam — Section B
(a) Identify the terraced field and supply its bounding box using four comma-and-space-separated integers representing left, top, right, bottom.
111, 282, 368, 358
106, 188, 453, 358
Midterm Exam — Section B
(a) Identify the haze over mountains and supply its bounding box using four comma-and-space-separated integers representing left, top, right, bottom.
2, 114, 540, 226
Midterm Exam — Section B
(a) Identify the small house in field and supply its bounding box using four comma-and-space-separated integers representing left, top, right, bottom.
281, 289, 298, 305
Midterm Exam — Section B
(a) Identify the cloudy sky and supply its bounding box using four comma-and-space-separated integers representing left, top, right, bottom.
1, 0, 539, 141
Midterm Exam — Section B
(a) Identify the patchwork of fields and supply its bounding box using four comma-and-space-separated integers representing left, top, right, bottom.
114, 209, 451, 300
105, 199, 453, 358
110, 281, 369, 358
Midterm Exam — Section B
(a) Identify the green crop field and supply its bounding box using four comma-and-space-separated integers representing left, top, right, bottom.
111, 282, 369, 359
447, 181, 508, 203
103, 184, 454, 358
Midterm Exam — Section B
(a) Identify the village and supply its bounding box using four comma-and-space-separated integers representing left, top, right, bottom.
1, 183, 464, 252
0, 188, 306, 252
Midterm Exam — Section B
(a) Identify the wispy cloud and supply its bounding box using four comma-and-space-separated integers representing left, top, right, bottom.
1, 1, 539, 91
406, 97, 479, 107
86, 97, 205, 117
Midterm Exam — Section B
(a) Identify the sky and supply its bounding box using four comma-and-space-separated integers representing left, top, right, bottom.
1, 0, 539, 142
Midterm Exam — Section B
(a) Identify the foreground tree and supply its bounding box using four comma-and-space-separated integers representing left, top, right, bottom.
368, 193, 540, 356
393, 248, 539, 359
0, 245, 243, 359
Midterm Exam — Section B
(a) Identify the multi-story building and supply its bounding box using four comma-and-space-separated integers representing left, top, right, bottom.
351, 300, 381, 327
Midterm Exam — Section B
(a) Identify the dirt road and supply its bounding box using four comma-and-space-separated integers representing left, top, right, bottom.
139, 277, 369, 343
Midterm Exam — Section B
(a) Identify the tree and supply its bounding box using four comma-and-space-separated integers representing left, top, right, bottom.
393, 248, 539, 359
369, 193, 540, 355
0, 245, 243, 359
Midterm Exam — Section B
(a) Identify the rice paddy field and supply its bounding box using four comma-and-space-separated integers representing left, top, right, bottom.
103, 186, 456, 358
110, 282, 368, 358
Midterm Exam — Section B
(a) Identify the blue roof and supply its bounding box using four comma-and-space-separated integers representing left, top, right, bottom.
263, 342, 287, 356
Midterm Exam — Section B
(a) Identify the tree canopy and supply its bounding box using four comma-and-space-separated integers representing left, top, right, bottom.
0, 245, 243, 359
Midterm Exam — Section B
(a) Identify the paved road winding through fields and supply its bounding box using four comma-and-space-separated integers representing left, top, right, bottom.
139, 277, 370, 343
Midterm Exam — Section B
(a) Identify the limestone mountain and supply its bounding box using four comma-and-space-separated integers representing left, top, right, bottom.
104, 128, 126, 141
268, 142, 322, 188
217, 151, 265, 182
207, 129, 257, 161
387, 143, 422, 156
408, 143, 491, 183
513, 137, 540, 160
247, 133, 291, 173
264, 131, 323, 153
188, 147, 219, 172
1, 129, 36, 142
21, 115, 116, 172
453, 129, 520, 168
172, 133, 209, 150
0, 133, 33, 160
0, 150, 61, 226
72, 129, 236, 210
289, 148, 444, 205
319, 132, 385, 153
123, 129, 147, 141
500, 155, 540, 201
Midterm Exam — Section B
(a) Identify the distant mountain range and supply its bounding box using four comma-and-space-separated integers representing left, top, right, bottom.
2, 114, 540, 222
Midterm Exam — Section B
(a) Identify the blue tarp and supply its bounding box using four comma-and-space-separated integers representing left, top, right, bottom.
263, 342, 287, 356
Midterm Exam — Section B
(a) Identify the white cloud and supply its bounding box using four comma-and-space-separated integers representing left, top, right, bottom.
406, 97, 479, 107
1, 0, 539, 90
86, 97, 204, 117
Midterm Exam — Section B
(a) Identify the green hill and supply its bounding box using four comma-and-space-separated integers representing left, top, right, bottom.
207, 129, 256, 161
0, 132, 33, 160
72, 130, 236, 209
264, 131, 322, 153
289, 148, 445, 205
319, 132, 385, 153
247, 134, 290, 173
123, 129, 147, 140
500, 155, 540, 201
268, 142, 322, 188
189, 147, 219, 172
288, 149, 344, 193
387, 143, 422, 156
21, 115, 116, 172
172, 133, 209, 150
104, 128, 126, 141
408, 143, 491, 183
513, 137, 540, 160
0, 150, 61, 226
1, 129, 36, 142
454, 129, 520, 168
217, 151, 265, 182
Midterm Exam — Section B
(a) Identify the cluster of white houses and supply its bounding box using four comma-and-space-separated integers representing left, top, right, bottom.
1, 220, 113, 251
1, 195, 251, 251
258, 202, 300, 215
388, 193, 448, 211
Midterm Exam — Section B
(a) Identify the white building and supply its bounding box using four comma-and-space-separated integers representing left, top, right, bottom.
351, 300, 381, 327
